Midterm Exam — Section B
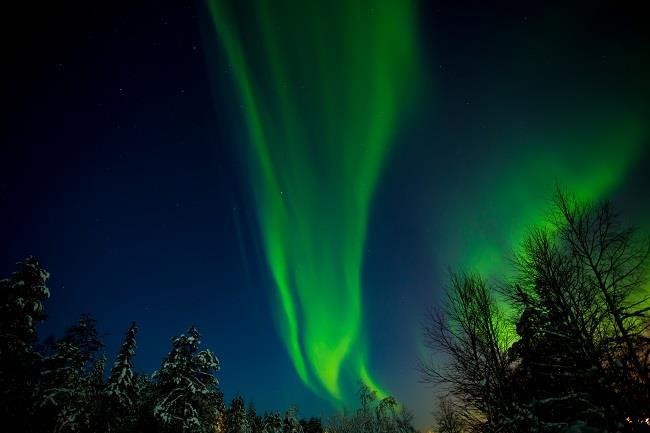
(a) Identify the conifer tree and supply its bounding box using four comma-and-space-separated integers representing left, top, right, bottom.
0, 257, 50, 432
153, 326, 221, 433
299, 417, 323, 433
283, 407, 303, 433
87, 354, 107, 432
131, 373, 158, 433
39, 314, 105, 433
105, 322, 138, 432
225, 395, 251, 433
263, 411, 284, 433
247, 402, 263, 433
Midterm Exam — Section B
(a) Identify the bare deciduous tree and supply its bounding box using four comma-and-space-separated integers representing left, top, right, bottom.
424, 190, 650, 432
421, 272, 514, 432
433, 398, 464, 433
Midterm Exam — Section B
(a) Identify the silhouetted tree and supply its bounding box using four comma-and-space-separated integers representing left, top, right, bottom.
421, 272, 514, 432
300, 417, 323, 433
424, 190, 650, 432
433, 398, 464, 433
326, 383, 416, 433
554, 192, 649, 418
0, 257, 50, 432
506, 226, 611, 431
506, 191, 650, 431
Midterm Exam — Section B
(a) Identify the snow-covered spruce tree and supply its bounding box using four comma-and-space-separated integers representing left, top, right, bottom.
247, 402, 264, 433
152, 326, 222, 433
105, 321, 138, 432
86, 354, 107, 432
0, 257, 50, 432
282, 406, 303, 433
39, 314, 105, 433
131, 373, 158, 433
263, 411, 284, 433
225, 395, 251, 433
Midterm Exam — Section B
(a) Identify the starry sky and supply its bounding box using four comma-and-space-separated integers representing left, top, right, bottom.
2, 0, 649, 430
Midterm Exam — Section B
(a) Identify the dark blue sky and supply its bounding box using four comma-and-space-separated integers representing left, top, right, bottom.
2, 0, 649, 429
2, 0, 326, 413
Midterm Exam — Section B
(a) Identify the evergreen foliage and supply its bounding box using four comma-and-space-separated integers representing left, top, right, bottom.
283, 406, 304, 433
263, 411, 284, 433
248, 402, 264, 433
152, 326, 222, 433
39, 314, 105, 433
0, 256, 50, 432
0, 259, 356, 433
300, 417, 324, 433
225, 395, 252, 433
105, 321, 138, 432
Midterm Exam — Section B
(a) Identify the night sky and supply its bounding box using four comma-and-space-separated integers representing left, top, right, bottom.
2, 0, 649, 430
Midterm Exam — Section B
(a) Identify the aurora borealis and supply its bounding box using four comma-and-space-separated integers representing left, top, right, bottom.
207, 0, 421, 403
3, 0, 650, 429
204, 0, 650, 415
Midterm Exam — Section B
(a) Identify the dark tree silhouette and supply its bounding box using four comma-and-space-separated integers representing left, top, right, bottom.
424, 190, 650, 433
300, 417, 324, 433
421, 272, 514, 432
0, 257, 50, 433
434, 398, 464, 433
508, 191, 650, 431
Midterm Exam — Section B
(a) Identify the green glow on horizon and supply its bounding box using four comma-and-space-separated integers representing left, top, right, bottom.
207, 0, 420, 403
441, 113, 648, 342
453, 115, 647, 277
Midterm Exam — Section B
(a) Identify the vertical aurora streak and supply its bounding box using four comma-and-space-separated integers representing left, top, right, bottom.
206, 0, 420, 404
